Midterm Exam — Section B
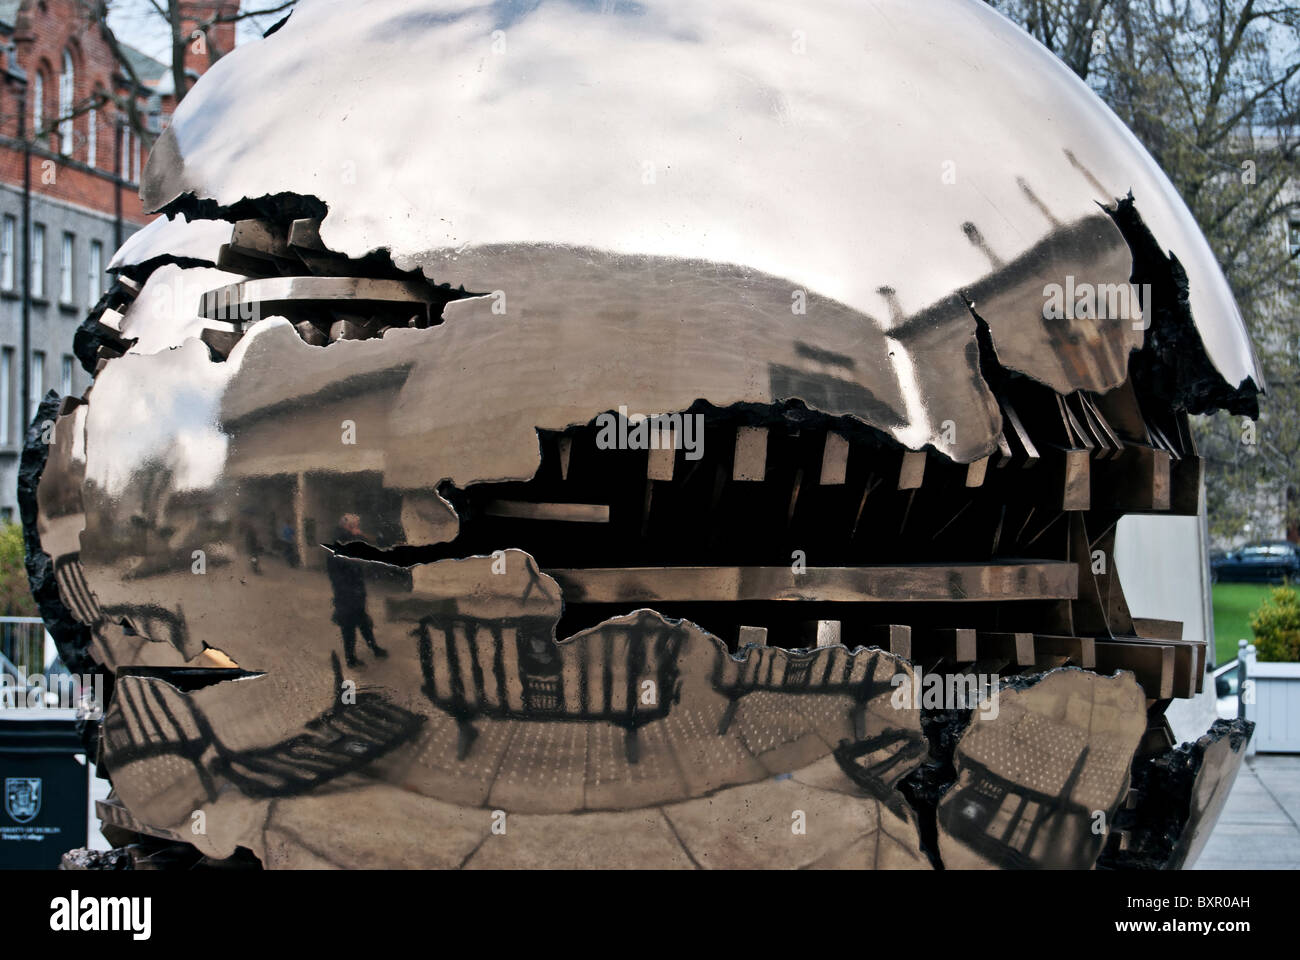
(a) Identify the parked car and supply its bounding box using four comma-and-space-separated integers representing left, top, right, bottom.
1210, 541, 1300, 583
1212, 660, 1243, 720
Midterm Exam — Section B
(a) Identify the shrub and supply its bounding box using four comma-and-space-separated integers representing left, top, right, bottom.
0, 521, 36, 617
1249, 585, 1300, 662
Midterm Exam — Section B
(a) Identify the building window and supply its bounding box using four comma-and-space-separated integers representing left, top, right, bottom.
60, 355, 73, 397
31, 224, 45, 299
30, 350, 44, 411
32, 70, 43, 142
87, 108, 97, 169
1, 216, 14, 291
134, 137, 142, 183
59, 50, 75, 156
60, 232, 74, 304
121, 125, 131, 180
0, 347, 11, 446
1289, 220, 1300, 258
88, 239, 103, 306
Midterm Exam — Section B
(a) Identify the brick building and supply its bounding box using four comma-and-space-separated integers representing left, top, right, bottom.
0, 0, 237, 520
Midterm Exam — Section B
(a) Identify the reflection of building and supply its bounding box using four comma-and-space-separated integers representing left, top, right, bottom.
221, 352, 414, 570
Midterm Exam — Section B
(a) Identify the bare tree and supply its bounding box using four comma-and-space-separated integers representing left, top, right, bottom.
989, 0, 1300, 539
77, 0, 299, 146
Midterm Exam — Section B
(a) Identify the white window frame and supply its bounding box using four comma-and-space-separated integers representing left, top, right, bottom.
87, 107, 97, 169
0, 348, 11, 447
59, 51, 75, 156
1, 216, 14, 291
88, 239, 103, 306
31, 223, 45, 299
60, 232, 74, 304
30, 350, 44, 411
32, 71, 43, 142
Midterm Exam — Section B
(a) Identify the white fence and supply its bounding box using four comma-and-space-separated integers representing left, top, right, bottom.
1244, 643, 1300, 753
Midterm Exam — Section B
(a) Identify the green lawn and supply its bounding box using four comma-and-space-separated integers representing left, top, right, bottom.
1212, 582, 1275, 665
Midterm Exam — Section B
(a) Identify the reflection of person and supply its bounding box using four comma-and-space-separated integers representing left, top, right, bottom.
241, 513, 262, 575
326, 513, 388, 667
280, 522, 300, 567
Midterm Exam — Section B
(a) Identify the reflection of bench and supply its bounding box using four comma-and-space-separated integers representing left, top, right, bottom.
103, 656, 424, 801
403, 611, 689, 764
408, 613, 682, 728
782, 657, 813, 687
939, 749, 1096, 870
523, 675, 560, 713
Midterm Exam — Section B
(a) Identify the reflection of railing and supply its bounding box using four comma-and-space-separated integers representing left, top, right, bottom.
523, 675, 561, 713
938, 751, 1095, 870
412, 614, 683, 726
53, 555, 102, 625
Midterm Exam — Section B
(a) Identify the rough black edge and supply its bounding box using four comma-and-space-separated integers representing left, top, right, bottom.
18, 391, 108, 756
158, 191, 327, 229
19, 391, 95, 677
1108, 194, 1260, 419
59, 847, 133, 870
264, 12, 293, 38
152, 191, 476, 292
1098, 716, 1255, 870
74, 278, 150, 375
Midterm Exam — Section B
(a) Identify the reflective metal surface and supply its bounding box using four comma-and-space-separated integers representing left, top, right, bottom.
144, 0, 1259, 409
25, 0, 1261, 869
938, 668, 1145, 869
107, 214, 229, 272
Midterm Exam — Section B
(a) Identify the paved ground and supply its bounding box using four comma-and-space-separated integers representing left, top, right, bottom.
79, 672, 1299, 867
1193, 754, 1300, 870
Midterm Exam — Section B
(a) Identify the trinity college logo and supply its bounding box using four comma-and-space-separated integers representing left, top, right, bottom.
5, 777, 41, 823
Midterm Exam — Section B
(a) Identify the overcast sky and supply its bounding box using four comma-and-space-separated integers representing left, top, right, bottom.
106, 0, 285, 65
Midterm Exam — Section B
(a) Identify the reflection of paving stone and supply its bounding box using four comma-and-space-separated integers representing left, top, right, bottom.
367, 687, 896, 815
584, 720, 688, 810
791, 754, 865, 793
802, 809, 931, 870
659, 704, 767, 797
788, 692, 858, 747
489, 721, 589, 813
263, 781, 488, 869
732, 691, 831, 774
662, 776, 918, 869
463, 809, 693, 869
393, 713, 519, 808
